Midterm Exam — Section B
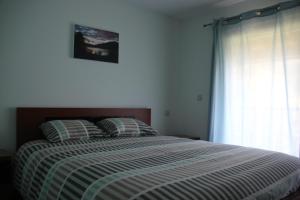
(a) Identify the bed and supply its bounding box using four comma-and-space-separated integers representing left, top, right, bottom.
14, 107, 300, 200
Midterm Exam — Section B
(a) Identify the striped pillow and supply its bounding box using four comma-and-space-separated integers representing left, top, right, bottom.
40, 120, 105, 143
96, 118, 158, 137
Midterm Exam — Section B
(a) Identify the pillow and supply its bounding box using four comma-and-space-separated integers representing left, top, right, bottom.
96, 118, 158, 137
40, 120, 105, 142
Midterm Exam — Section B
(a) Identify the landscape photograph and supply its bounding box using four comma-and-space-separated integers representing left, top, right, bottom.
74, 24, 119, 63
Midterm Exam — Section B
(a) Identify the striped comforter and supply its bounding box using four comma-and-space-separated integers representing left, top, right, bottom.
14, 136, 300, 200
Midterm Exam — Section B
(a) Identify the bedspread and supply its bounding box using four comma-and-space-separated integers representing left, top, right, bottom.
14, 136, 300, 200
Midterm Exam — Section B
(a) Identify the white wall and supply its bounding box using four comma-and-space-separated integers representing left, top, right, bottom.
0, 0, 286, 151
0, 0, 176, 151
168, 0, 283, 140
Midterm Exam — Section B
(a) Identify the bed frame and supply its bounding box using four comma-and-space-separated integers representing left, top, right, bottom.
16, 107, 151, 149
15, 107, 300, 200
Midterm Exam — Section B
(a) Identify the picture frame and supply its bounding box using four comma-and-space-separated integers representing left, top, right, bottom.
74, 24, 119, 63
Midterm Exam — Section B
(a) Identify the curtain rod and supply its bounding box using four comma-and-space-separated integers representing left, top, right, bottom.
203, 23, 213, 28
202, 0, 300, 28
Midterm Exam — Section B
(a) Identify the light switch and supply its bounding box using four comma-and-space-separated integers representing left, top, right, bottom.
197, 94, 203, 101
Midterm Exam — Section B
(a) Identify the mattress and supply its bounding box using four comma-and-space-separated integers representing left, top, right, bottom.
14, 136, 300, 200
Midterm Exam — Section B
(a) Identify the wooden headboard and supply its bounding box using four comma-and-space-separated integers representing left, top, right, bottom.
16, 107, 151, 149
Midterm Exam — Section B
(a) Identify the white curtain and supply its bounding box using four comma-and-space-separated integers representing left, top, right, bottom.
210, 5, 300, 157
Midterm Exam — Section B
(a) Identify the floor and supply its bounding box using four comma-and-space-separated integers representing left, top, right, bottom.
283, 188, 300, 200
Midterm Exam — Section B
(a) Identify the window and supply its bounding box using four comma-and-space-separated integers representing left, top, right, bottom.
211, 7, 300, 157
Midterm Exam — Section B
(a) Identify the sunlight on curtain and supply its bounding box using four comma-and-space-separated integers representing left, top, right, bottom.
210, 6, 300, 157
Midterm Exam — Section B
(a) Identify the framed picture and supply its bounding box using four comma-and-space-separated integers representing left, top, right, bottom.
74, 24, 119, 63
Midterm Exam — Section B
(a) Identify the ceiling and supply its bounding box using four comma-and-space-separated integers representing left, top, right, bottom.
125, 0, 248, 17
